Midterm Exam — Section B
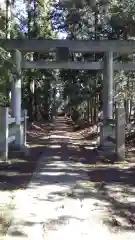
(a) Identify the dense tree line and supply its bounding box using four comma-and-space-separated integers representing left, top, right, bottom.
0, 0, 135, 125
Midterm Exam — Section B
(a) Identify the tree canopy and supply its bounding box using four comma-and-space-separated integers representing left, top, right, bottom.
0, 0, 135, 124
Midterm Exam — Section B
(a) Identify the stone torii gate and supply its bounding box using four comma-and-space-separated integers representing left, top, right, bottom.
1, 39, 135, 159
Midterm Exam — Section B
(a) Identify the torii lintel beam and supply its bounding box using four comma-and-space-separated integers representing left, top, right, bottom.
1, 39, 135, 53
22, 61, 135, 71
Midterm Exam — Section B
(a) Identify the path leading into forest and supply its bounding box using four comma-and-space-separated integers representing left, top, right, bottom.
5, 117, 135, 239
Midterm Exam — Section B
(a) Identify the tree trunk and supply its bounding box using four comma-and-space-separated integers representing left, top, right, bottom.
34, 83, 38, 121
86, 99, 90, 123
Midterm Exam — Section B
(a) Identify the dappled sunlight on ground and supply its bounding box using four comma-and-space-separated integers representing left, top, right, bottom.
6, 153, 135, 239
2, 117, 135, 239
46, 144, 61, 149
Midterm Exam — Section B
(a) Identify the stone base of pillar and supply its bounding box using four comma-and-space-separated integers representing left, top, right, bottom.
13, 110, 27, 149
9, 143, 30, 158
115, 106, 125, 161
99, 121, 115, 145
14, 124, 24, 148
98, 108, 125, 161
98, 122, 115, 161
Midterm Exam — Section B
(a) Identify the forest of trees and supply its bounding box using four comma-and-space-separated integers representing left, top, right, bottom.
0, 0, 135, 125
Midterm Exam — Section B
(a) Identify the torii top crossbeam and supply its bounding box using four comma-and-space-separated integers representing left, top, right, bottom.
1, 39, 135, 53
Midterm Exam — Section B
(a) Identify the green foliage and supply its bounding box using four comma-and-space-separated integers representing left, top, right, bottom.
0, 0, 135, 121
51, 0, 135, 122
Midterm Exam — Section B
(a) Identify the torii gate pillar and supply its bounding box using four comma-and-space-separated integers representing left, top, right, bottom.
101, 51, 114, 146
103, 51, 113, 119
11, 49, 23, 146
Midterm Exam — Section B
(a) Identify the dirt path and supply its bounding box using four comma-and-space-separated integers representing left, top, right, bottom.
3, 117, 135, 239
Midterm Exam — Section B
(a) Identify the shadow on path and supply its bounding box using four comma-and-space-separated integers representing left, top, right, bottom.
1, 117, 135, 237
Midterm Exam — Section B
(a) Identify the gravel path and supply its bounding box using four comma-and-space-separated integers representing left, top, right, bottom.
4, 118, 135, 240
